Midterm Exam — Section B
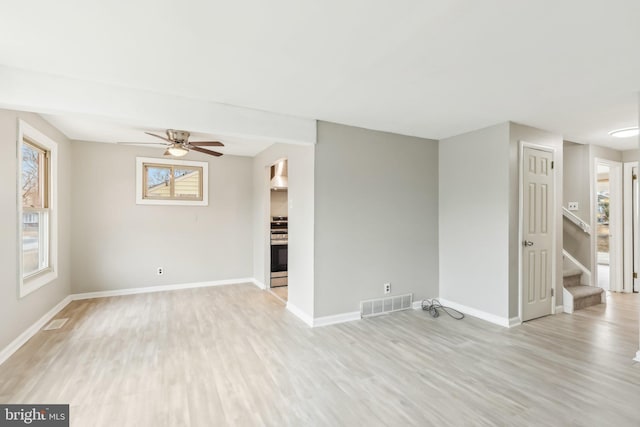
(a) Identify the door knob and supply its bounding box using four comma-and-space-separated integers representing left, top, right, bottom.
523, 240, 534, 247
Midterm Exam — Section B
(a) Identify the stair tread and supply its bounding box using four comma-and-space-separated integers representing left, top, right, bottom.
565, 285, 603, 299
563, 269, 582, 278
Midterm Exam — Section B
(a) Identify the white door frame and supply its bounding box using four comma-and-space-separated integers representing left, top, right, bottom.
518, 141, 557, 322
623, 162, 638, 293
592, 158, 623, 292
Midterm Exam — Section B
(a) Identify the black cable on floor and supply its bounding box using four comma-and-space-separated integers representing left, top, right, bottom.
421, 299, 464, 320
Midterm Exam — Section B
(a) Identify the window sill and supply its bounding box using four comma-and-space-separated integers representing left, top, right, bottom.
20, 269, 57, 298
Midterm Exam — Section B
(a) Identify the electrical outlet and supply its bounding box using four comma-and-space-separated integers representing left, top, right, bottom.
157, 267, 164, 276
384, 283, 391, 294
568, 202, 579, 211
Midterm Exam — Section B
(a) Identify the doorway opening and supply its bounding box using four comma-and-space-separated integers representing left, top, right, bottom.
593, 159, 623, 292
268, 158, 288, 302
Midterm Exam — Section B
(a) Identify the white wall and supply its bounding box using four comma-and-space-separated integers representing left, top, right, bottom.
0, 110, 71, 352
253, 143, 315, 320
439, 123, 511, 319
71, 141, 253, 293
314, 122, 439, 317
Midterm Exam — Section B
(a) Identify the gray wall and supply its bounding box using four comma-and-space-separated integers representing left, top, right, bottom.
314, 121, 438, 317
508, 123, 564, 316
440, 123, 511, 319
71, 142, 253, 293
622, 149, 640, 162
0, 110, 72, 351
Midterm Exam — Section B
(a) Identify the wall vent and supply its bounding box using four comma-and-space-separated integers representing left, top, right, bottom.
43, 318, 68, 331
360, 293, 413, 318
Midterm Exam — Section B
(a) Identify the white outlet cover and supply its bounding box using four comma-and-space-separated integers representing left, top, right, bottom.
568, 202, 579, 211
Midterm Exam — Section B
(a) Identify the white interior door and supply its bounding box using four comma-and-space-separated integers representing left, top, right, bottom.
521, 147, 554, 321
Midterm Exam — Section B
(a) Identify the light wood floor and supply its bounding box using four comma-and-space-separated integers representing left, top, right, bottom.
0, 285, 639, 426
269, 285, 288, 302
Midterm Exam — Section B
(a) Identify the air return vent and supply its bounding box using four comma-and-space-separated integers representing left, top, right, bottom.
43, 318, 68, 331
360, 293, 413, 318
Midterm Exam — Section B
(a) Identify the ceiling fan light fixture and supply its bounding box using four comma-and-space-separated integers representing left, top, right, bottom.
608, 127, 639, 138
167, 144, 188, 157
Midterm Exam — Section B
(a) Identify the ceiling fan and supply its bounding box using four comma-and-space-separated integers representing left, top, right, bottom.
118, 129, 224, 157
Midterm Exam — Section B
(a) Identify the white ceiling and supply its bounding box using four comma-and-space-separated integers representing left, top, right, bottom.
1, 0, 639, 152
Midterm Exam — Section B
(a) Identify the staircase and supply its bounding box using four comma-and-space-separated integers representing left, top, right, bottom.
563, 269, 605, 313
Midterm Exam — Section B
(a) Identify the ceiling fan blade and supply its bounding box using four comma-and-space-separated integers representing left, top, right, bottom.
145, 132, 173, 143
189, 141, 224, 147
190, 146, 223, 157
117, 141, 168, 146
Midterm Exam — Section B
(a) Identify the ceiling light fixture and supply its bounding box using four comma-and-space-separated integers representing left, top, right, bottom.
608, 127, 639, 138
167, 144, 188, 157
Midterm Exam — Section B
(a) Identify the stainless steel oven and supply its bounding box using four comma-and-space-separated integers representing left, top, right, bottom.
270, 217, 288, 287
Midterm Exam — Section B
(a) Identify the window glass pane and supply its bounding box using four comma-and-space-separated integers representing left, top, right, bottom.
22, 212, 41, 276
174, 168, 201, 199
146, 166, 172, 198
22, 143, 43, 208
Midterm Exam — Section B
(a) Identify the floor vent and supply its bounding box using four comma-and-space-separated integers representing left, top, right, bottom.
360, 293, 413, 318
43, 318, 68, 331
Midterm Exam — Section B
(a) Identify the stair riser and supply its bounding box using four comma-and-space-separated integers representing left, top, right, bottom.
574, 294, 603, 311
563, 274, 581, 288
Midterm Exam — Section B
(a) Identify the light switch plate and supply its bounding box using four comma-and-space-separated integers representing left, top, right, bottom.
568, 202, 579, 211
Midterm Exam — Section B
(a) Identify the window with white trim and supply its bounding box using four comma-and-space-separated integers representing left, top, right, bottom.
136, 157, 208, 206
18, 120, 58, 297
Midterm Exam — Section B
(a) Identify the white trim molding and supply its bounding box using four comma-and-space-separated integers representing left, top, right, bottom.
437, 298, 513, 328
509, 317, 522, 328
313, 312, 361, 328
135, 156, 209, 206
285, 302, 314, 327
0, 295, 72, 366
70, 277, 256, 300
251, 279, 266, 290
18, 119, 59, 298
634, 351, 640, 363
555, 305, 564, 314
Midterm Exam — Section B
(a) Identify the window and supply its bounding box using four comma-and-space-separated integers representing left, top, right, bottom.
136, 157, 208, 206
18, 120, 58, 297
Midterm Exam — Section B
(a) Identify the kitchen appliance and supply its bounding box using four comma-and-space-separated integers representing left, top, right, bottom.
270, 216, 288, 287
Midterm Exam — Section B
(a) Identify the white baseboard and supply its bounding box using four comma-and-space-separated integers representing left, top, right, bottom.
555, 305, 564, 314
0, 295, 72, 366
437, 298, 511, 328
250, 279, 266, 290
509, 317, 522, 328
286, 302, 314, 327
634, 351, 640, 363
70, 277, 255, 300
313, 311, 361, 327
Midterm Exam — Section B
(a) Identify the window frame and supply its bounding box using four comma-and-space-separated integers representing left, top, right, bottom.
17, 120, 58, 298
136, 157, 209, 206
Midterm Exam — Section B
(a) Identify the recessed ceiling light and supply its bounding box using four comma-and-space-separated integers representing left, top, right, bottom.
608, 127, 639, 138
